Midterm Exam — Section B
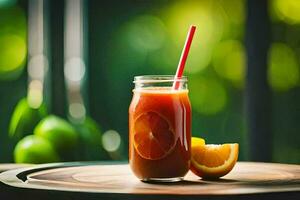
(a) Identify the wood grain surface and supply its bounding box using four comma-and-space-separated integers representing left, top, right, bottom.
0, 162, 299, 200
0, 164, 33, 173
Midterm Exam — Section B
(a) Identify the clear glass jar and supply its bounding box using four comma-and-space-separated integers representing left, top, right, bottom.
129, 75, 191, 182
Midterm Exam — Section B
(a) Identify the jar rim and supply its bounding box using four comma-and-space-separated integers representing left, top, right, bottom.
133, 75, 187, 83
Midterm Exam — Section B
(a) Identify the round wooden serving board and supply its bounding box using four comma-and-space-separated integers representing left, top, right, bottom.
0, 162, 299, 200
0, 163, 33, 173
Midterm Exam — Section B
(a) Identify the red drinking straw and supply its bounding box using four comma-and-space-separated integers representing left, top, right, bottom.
173, 25, 196, 90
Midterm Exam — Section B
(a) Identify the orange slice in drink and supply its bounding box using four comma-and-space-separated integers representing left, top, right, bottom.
190, 141, 239, 179
133, 111, 175, 160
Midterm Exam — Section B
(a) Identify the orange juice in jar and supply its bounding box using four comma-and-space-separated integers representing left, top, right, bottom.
129, 75, 191, 182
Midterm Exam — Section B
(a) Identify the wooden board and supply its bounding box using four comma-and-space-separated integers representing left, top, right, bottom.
0, 163, 33, 173
0, 162, 299, 200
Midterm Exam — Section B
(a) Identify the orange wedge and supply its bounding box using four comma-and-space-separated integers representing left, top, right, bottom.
192, 137, 205, 147
190, 141, 239, 179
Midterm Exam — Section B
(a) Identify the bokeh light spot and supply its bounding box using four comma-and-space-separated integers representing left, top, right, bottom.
126, 15, 166, 52
0, 6, 26, 80
212, 40, 245, 88
272, 0, 300, 24
64, 57, 86, 84
0, 34, 26, 79
102, 130, 121, 152
219, 0, 245, 26
109, 15, 166, 72
164, 0, 228, 73
148, 42, 178, 72
189, 76, 227, 115
69, 103, 86, 120
268, 43, 299, 91
28, 54, 48, 80
28, 80, 43, 109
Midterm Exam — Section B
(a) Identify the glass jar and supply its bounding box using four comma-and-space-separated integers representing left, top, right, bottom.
129, 75, 191, 182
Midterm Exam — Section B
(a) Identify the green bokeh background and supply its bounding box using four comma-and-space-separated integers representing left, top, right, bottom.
0, 0, 299, 163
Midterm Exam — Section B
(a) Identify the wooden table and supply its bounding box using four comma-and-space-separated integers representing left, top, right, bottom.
0, 162, 299, 200
0, 163, 33, 173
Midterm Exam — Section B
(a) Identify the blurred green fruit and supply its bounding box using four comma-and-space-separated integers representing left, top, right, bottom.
14, 135, 60, 164
74, 117, 109, 160
76, 117, 102, 147
34, 115, 79, 153
9, 98, 47, 140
